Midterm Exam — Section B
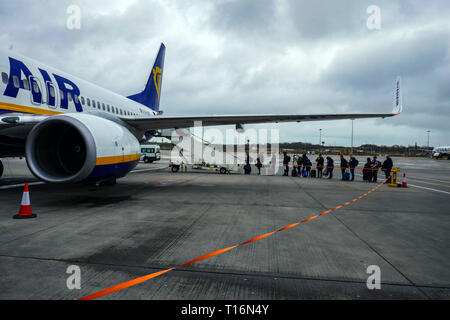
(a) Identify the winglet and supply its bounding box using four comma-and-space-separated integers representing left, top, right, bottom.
392, 76, 403, 115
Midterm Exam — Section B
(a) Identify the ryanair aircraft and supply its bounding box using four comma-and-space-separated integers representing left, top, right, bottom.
432, 146, 450, 159
0, 43, 403, 183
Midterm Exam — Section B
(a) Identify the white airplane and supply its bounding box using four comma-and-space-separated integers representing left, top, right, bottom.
432, 146, 450, 159
0, 43, 403, 183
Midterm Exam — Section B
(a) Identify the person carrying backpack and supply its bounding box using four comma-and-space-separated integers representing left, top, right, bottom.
315, 153, 324, 178
371, 156, 381, 182
340, 155, 349, 180
381, 155, 394, 182
349, 155, 359, 181
326, 157, 334, 179
363, 157, 372, 182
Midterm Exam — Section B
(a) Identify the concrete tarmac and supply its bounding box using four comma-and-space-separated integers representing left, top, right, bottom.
0, 156, 449, 299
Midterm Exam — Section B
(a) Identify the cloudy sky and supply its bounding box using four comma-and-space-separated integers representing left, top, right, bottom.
1, 0, 449, 147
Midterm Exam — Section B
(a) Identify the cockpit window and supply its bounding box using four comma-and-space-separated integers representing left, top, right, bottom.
1, 72, 8, 84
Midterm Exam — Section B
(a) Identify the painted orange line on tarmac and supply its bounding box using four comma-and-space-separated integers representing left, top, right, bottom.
80, 176, 391, 300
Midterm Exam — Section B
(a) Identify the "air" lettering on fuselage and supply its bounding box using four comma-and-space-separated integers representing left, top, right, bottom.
3, 57, 83, 112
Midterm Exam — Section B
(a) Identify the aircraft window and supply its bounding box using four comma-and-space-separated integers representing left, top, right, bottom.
74, 95, 79, 104
13, 75, 20, 88
111, 106, 115, 113
107, 105, 110, 112
120, 109, 123, 115
22, 79, 30, 90
33, 81, 39, 93
81, 96, 85, 105
92, 99, 95, 108
68, 92, 72, 102
87, 98, 90, 106
49, 86, 55, 97
97, 101, 100, 109
102, 103, 105, 111
1, 72, 8, 84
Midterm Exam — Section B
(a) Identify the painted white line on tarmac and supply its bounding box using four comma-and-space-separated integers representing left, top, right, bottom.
0, 166, 168, 190
131, 166, 168, 173
354, 173, 449, 194
408, 184, 450, 195
0, 181, 44, 190
407, 176, 450, 184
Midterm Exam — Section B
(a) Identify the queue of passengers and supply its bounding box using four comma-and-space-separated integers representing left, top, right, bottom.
283, 152, 394, 182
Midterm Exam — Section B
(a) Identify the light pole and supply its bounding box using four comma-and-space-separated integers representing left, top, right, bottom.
319, 129, 322, 152
351, 119, 354, 155
426, 130, 431, 148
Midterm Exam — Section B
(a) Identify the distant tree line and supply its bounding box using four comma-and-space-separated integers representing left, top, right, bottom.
155, 141, 434, 156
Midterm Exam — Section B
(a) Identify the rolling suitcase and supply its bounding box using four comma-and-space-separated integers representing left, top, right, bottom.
291, 168, 298, 177
343, 172, 350, 181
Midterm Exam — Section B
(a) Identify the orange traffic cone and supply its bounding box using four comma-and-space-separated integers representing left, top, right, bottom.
13, 183, 36, 219
402, 173, 408, 188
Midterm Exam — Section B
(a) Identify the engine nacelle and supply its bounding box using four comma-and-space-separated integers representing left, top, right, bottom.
25, 114, 140, 183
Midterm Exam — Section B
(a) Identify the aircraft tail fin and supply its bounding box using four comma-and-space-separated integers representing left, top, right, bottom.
127, 43, 166, 112
392, 76, 403, 115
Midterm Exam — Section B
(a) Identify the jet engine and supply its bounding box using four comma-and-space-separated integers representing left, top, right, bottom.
25, 113, 140, 183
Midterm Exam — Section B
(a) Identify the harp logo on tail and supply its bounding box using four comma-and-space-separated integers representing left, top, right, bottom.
153, 66, 162, 99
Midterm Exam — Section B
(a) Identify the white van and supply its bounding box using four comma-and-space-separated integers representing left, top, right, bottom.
140, 144, 161, 163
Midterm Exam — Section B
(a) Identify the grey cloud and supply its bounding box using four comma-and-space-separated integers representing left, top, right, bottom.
0, 0, 448, 146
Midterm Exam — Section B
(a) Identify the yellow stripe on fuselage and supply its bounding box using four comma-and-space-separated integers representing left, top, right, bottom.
0, 102, 63, 115
95, 154, 141, 166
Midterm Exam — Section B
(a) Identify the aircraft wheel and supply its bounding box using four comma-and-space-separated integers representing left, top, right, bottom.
220, 167, 227, 174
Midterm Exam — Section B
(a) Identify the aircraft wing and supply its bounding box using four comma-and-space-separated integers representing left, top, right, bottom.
124, 76, 403, 130
123, 112, 399, 130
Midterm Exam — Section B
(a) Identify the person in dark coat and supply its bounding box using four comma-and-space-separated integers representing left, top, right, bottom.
382, 155, 393, 182
371, 156, 381, 182
296, 155, 303, 176
283, 152, 291, 176
315, 153, 324, 178
349, 155, 359, 181
301, 154, 309, 177
326, 156, 334, 179
340, 155, 349, 180
305, 158, 312, 177
363, 157, 372, 182
256, 157, 263, 175
244, 152, 251, 174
